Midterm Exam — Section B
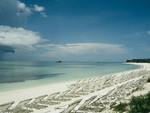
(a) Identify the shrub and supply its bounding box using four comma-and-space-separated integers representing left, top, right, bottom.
147, 78, 150, 82
113, 92, 150, 113
113, 102, 128, 112
129, 95, 150, 113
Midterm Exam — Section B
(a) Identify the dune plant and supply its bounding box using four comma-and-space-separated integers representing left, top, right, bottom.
113, 92, 150, 113
147, 78, 150, 82
113, 102, 128, 112
129, 95, 150, 113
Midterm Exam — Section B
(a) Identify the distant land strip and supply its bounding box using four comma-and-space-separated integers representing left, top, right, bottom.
126, 59, 150, 63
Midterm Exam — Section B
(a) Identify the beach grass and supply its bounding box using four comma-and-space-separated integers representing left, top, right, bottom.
113, 91, 150, 113
147, 78, 150, 82
113, 102, 128, 112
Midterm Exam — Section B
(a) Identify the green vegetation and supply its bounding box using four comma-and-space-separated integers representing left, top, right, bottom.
126, 59, 150, 63
113, 102, 128, 112
113, 92, 150, 113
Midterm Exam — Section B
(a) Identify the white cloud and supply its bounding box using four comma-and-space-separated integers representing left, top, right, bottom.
17, 1, 32, 16
0, 0, 47, 27
34, 5, 45, 12
40, 12, 47, 17
142, 47, 150, 52
0, 0, 27, 27
0, 25, 42, 51
134, 32, 142, 36
147, 31, 150, 35
33, 5, 47, 17
36, 43, 128, 58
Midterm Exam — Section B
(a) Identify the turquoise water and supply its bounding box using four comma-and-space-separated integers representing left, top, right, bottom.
0, 61, 141, 92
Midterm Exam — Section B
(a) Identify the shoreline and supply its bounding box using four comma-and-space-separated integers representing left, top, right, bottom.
0, 63, 145, 102
0, 62, 142, 93
0, 63, 149, 113
0, 63, 140, 93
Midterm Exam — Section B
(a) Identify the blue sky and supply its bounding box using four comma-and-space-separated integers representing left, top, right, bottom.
0, 0, 150, 62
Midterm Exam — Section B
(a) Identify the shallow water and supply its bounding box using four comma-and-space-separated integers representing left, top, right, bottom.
0, 61, 140, 91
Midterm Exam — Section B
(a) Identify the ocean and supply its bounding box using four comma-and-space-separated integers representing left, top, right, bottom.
0, 61, 141, 92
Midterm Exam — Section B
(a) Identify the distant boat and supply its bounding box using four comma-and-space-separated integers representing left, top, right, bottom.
56, 61, 61, 63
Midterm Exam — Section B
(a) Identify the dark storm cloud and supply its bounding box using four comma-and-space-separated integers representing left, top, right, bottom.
0, 45, 15, 53
0, 45, 15, 60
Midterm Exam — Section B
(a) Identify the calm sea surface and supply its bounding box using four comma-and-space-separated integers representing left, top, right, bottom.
0, 61, 141, 92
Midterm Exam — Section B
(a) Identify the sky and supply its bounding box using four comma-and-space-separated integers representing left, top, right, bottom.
0, 0, 150, 62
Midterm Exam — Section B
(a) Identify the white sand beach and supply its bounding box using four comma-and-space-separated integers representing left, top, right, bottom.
0, 63, 150, 113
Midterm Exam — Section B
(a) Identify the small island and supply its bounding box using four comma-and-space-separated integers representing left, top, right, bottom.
56, 61, 62, 63
126, 58, 150, 63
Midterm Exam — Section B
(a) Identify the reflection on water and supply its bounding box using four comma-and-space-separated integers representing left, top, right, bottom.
0, 73, 65, 83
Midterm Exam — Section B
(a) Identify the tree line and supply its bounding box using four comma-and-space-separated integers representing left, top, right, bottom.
126, 59, 150, 63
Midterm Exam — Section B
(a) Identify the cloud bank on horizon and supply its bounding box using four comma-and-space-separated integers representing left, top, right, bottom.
0, 0, 150, 61
36, 43, 128, 57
